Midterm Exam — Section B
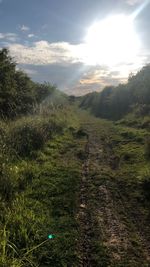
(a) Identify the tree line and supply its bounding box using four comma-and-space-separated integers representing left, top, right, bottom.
0, 48, 56, 119
80, 65, 150, 120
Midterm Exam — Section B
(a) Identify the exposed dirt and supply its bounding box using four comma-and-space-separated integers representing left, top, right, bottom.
76, 120, 150, 267
77, 136, 93, 267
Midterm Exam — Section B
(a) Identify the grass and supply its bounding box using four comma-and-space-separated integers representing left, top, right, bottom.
0, 106, 150, 266
77, 113, 150, 266
0, 105, 84, 266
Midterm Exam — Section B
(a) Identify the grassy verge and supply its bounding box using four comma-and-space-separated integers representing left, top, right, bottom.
0, 107, 84, 266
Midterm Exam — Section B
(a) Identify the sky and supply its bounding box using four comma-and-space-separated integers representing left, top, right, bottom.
0, 0, 150, 95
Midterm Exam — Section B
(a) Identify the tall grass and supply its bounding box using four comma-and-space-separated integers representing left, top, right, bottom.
8, 115, 65, 157
0, 104, 81, 266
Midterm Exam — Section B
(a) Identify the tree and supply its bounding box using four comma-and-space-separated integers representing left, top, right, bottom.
0, 48, 57, 118
0, 48, 17, 118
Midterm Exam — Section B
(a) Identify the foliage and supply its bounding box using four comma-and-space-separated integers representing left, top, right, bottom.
8, 115, 64, 157
0, 48, 64, 119
0, 127, 82, 266
79, 65, 150, 121
0, 47, 150, 266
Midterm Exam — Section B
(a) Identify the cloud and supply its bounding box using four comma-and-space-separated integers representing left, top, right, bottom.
8, 41, 82, 65
5, 39, 147, 95
126, 0, 143, 5
65, 63, 142, 95
56, 65, 121, 96
19, 25, 30, 32
68, 67, 124, 95
28, 34, 35, 38
7, 39, 146, 71
0, 32, 18, 42
20, 67, 37, 75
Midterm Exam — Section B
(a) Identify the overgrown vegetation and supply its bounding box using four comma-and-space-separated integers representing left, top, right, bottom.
0, 48, 82, 266
79, 65, 150, 121
0, 48, 150, 266
0, 103, 83, 266
0, 48, 63, 119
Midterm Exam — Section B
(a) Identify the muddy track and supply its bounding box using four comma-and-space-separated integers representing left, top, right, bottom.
77, 135, 92, 267
76, 131, 105, 267
76, 127, 120, 267
76, 122, 150, 266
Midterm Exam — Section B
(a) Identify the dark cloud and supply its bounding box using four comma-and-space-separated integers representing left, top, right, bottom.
19, 62, 86, 91
18, 63, 115, 95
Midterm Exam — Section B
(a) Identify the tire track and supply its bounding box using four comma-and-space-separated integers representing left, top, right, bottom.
76, 120, 150, 266
77, 135, 95, 267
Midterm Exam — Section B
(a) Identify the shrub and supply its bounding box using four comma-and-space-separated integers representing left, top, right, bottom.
8, 116, 64, 157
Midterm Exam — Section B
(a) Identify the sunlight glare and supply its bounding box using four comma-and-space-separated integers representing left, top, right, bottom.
82, 15, 141, 66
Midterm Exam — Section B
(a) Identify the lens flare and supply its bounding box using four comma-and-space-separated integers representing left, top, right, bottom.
48, 234, 55, 239
82, 14, 141, 66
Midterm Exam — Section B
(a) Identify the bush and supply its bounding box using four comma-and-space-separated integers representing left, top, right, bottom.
8, 116, 64, 157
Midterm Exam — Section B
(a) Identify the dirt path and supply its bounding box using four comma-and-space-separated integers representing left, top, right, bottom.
77, 136, 92, 266
76, 119, 150, 267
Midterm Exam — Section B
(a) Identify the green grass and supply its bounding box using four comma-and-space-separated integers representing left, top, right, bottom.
0, 106, 84, 266
77, 113, 150, 266
0, 107, 150, 266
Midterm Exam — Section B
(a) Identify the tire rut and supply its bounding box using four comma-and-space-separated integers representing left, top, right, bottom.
77, 136, 93, 267
76, 121, 150, 266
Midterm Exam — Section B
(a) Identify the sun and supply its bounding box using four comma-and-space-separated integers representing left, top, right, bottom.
82, 15, 141, 66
